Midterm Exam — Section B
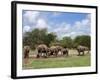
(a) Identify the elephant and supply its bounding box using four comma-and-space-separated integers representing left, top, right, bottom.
55, 46, 69, 56
61, 48, 69, 56
48, 46, 64, 57
77, 45, 89, 56
56, 46, 63, 52
48, 46, 58, 57
36, 44, 48, 58
23, 46, 30, 58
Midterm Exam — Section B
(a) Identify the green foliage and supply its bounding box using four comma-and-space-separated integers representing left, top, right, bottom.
44, 33, 57, 47
60, 37, 73, 48
23, 54, 90, 69
74, 35, 91, 48
23, 28, 91, 49
23, 28, 56, 49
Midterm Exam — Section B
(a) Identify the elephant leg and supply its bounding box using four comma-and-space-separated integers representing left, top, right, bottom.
37, 51, 41, 58
55, 51, 58, 57
66, 51, 68, 56
77, 50, 80, 56
45, 51, 47, 58
24, 53, 28, 58
61, 51, 63, 56
47, 52, 50, 56
27, 53, 29, 58
53, 51, 56, 57
87, 50, 90, 54
46, 51, 49, 57
24, 53, 26, 58
24, 50, 29, 58
36, 54, 40, 58
54, 52, 57, 57
42, 50, 47, 58
82, 51, 84, 56
63, 50, 68, 56
55, 53, 57, 57
77, 49, 80, 56
63, 51, 66, 56
44, 53, 47, 58
37, 52, 41, 58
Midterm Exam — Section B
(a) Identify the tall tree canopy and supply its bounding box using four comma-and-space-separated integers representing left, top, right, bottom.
23, 28, 56, 49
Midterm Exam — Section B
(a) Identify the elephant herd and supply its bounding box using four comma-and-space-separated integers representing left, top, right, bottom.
23, 44, 89, 59
36, 44, 68, 58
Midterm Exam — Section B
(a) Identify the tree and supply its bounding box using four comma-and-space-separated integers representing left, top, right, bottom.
23, 28, 47, 49
74, 35, 91, 49
44, 33, 57, 46
60, 37, 73, 48
23, 28, 57, 49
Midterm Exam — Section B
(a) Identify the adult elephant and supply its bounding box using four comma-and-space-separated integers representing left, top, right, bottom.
61, 48, 69, 56
37, 44, 48, 58
56, 46, 63, 52
77, 45, 89, 56
23, 46, 30, 58
48, 46, 59, 57
55, 46, 69, 56
48, 46, 63, 57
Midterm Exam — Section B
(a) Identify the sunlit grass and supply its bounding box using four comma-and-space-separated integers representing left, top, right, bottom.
23, 54, 90, 69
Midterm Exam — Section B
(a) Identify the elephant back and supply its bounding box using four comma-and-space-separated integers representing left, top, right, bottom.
50, 46, 59, 53
50, 46, 57, 50
56, 46, 63, 51
37, 44, 48, 50
77, 45, 88, 51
